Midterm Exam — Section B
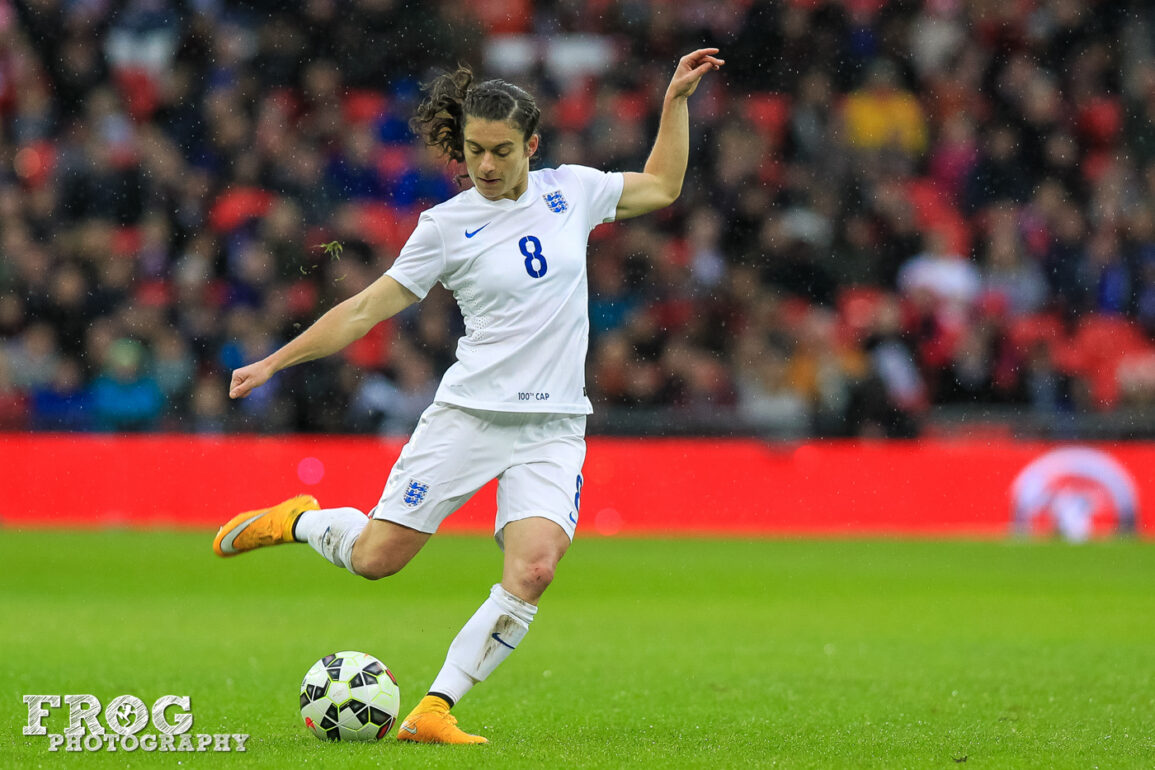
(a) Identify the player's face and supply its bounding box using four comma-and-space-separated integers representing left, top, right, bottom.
462, 118, 539, 201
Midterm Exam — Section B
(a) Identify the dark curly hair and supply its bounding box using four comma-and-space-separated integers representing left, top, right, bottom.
410, 65, 541, 169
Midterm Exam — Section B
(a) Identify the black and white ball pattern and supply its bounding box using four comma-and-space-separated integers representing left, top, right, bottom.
299, 651, 400, 741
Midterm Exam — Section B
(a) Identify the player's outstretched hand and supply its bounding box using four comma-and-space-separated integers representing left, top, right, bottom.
229, 361, 273, 399
667, 48, 724, 101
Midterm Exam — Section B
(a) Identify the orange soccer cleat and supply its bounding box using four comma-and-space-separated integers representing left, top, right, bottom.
396, 695, 488, 745
212, 495, 319, 557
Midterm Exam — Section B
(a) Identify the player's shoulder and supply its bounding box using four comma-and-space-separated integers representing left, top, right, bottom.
541, 164, 610, 185
533, 165, 617, 206
421, 186, 485, 223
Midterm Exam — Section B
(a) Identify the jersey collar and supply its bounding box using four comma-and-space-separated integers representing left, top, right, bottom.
470, 171, 539, 209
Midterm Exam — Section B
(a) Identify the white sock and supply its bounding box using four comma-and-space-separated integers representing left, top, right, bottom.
294, 508, 369, 576
428, 584, 538, 705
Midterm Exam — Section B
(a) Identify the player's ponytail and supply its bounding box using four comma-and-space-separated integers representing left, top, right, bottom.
411, 66, 474, 164
411, 65, 541, 169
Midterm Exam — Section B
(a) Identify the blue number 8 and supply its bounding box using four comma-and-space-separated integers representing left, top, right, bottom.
519, 235, 547, 278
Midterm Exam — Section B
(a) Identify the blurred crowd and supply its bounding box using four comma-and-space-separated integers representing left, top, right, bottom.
4, 0, 1155, 437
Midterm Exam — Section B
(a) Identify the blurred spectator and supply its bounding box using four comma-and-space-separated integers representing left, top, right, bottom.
964, 124, 1033, 213
90, 338, 164, 432
841, 58, 928, 159
732, 333, 808, 437
189, 374, 230, 434
928, 113, 979, 205
151, 328, 195, 416
979, 209, 1049, 316
786, 69, 836, 166
0, 348, 29, 430
898, 230, 981, 317
1079, 227, 1132, 315
786, 309, 868, 436
858, 298, 926, 438
939, 325, 998, 406
348, 338, 438, 435
661, 339, 736, 418
31, 357, 92, 431
6, 322, 60, 390
760, 214, 838, 307
588, 252, 638, 339
1044, 200, 1091, 311
1021, 339, 1075, 417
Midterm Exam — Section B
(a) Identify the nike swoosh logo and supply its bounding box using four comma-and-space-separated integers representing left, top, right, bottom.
400, 723, 417, 734
465, 223, 491, 238
218, 513, 265, 554
491, 632, 515, 650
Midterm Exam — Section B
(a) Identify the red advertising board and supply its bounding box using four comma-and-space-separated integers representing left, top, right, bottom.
3, 434, 1150, 536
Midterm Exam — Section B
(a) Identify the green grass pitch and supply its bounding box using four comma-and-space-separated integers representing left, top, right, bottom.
2, 530, 1153, 768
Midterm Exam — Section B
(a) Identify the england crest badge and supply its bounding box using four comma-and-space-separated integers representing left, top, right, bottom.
403, 479, 430, 507
543, 190, 568, 213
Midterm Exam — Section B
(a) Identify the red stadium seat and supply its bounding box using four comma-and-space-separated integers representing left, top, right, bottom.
905, 177, 971, 255
1073, 315, 1149, 365
286, 279, 319, 316
354, 202, 421, 253
1089, 365, 1121, 409
1009, 313, 1064, 353
1076, 96, 1122, 149
780, 296, 813, 331
837, 285, 887, 337
345, 320, 393, 369
13, 140, 55, 188
375, 146, 413, 180
613, 91, 650, 124
343, 90, 388, 125
1070, 315, 1154, 409
744, 92, 791, 143
110, 226, 141, 258
554, 79, 596, 131
135, 279, 171, 308
352, 201, 396, 249
467, 0, 531, 33
112, 67, 159, 122
208, 187, 275, 232
1082, 150, 1115, 184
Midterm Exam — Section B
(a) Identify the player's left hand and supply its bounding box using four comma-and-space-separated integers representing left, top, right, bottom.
229, 360, 274, 399
667, 48, 724, 101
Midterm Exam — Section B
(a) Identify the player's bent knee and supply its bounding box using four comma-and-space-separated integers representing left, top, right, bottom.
510, 560, 555, 599
529, 561, 556, 588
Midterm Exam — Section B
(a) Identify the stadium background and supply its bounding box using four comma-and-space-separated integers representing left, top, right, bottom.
4, 3, 1155, 767
2, 0, 1153, 537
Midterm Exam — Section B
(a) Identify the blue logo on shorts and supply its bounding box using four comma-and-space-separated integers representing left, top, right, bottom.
403, 479, 429, 507
543, 190, 568, 213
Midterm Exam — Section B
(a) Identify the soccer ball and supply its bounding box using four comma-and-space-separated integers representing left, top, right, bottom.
299, 651, 400, 741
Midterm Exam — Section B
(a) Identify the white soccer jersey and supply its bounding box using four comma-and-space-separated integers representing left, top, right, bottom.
385, 164, 624, 414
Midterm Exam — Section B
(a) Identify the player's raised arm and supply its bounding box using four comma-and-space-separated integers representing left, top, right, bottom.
615, 48, 724, 220
228, 274, 418, 399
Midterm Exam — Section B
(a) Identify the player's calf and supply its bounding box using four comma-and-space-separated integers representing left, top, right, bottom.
348, 519, 432, 579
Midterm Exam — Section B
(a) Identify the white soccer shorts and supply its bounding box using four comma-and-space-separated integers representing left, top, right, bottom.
371, 402, 586, 546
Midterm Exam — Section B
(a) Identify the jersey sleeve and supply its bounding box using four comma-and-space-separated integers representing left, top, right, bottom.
561, 164, 625, 230
383, 212, 446, 300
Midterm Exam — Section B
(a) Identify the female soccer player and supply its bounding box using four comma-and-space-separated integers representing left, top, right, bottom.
213, 48, 723, 744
